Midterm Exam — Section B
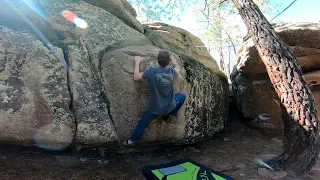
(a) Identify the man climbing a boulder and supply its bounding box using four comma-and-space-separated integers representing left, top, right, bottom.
123, 50, 186, 146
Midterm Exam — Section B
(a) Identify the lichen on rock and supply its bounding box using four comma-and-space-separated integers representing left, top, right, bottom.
0, 26, 75, 148
0, 0, 228, 147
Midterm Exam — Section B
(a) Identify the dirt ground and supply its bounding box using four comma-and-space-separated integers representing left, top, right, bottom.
0, 119, 319, 180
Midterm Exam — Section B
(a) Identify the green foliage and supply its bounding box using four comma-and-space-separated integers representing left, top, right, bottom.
128, 0, 276, 22
128, 0, 197, 21
128, 0, 279, 75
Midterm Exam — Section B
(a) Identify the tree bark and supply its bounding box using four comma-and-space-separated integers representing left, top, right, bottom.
232, 0, 319, 174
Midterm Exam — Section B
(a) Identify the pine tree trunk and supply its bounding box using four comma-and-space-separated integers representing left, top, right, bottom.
232, 0, 319, 174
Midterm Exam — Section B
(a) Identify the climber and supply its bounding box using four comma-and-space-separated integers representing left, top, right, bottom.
123, 50, 186, 146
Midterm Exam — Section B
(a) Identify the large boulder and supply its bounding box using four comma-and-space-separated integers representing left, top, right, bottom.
274, 23, 320, 49
0, 0, 228, 147
141, 23, 228, 141
237, 23, 320, 75
65, 44, 118, 144
143, 22, 221, 73
0, 26, 74, 149
36, 0, 151, 144
232, 23, 320, 128
82, 0, 144, 33
0, 0, 151, 145
101, 45, 228, 142
38, 0, 151, 67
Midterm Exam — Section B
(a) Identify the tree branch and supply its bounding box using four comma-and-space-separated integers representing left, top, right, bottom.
204, 0, 208, 11
270, 0, 297, 22
220, 0, 229, 6
223, 29, 237, 55
159, 0, 172, 12
199, 10, 211, 29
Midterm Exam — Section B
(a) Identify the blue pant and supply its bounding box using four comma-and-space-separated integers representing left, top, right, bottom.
130, 93, 186, 142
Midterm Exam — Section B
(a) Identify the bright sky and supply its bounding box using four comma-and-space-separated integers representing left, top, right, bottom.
158, 0, 320, 36
272, 0, 320, 23
134, 0, 319, 67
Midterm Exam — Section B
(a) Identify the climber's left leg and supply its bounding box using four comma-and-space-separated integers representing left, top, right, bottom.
130, 109, 158, 143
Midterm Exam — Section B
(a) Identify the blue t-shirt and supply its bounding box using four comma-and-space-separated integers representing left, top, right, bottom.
142, 67, 177, 115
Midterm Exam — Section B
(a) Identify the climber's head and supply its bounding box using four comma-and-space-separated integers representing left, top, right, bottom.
157, 50, 171, 67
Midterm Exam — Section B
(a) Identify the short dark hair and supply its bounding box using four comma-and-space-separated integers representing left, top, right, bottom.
157, 50, 171, 67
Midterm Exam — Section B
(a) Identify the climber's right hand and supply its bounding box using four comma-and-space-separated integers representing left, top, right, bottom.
135, 56, 143, 64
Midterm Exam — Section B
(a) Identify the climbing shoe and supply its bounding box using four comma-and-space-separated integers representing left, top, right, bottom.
122, 140, 134, 147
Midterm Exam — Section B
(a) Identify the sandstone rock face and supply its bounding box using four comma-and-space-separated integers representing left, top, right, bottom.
0, 26, 74, 148
142, 23, 228, 140
274, 23, 320, 49
143, 22, 221, 73
102, 45, 228, 142
231, 73, 282, 127
0, 0, 228, 147
232, 23, 320, 128
39, 0, 151, 66
83, 0, 144, 33
37, 0, 151, 144
313, 89, 320, 119
66, 45, 118, 144
237, 23, 320, 75
305, 70, 320, 87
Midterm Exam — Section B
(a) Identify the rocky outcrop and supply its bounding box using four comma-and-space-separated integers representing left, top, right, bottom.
83, 0, 144, 33
274, 23, 320, 49
37, 0, 151, 144
143, 22, 221, 73
142, 23, 228, 140
232, 23, 320, 128
101, 45, 227, 142
0, 0, 228, 147
0, 26, 74, 149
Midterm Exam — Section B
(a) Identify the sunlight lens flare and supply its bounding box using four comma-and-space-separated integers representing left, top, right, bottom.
33, 123, 73, 151
73, 17, 88, 29
22, 0, 48, 20
254, 158, 274, 170
62, 10, 77, 22
61, 10, 88, 29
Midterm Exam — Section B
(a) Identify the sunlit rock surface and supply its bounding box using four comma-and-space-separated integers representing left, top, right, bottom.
0, 0, 228, 147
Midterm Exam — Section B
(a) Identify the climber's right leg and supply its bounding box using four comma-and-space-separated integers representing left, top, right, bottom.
170, 93, 186, 117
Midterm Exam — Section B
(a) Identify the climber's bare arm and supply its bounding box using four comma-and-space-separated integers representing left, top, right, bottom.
170, 56, 181, 73
174, 64, 181, 73
134, 56, 143, 81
